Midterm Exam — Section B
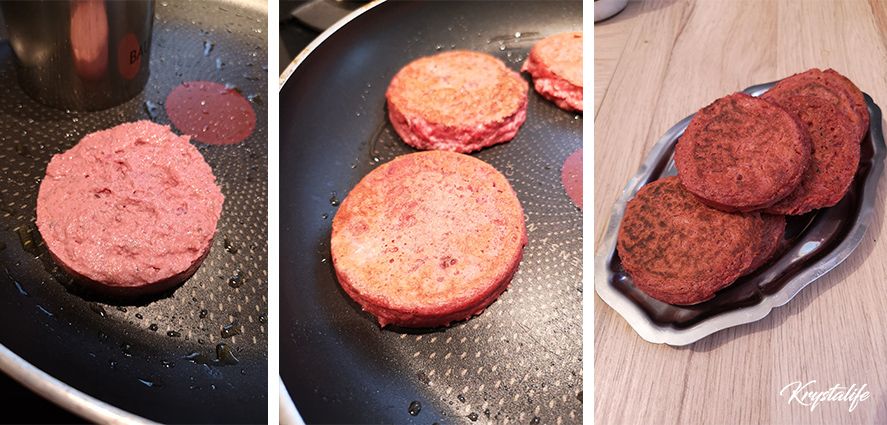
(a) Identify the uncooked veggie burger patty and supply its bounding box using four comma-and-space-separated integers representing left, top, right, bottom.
674, 92, 811, 212
763, 68, 869, 141
331, 151, 527, 327
386, 50, 528, 153
617, 177, 762, 305
763, 88, 861, 215
522, 32, 583, 112
36, 121, 224, 296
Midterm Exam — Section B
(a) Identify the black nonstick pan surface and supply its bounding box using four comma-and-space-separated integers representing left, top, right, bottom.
0, 1, 267, 423
280, 1, 582, 424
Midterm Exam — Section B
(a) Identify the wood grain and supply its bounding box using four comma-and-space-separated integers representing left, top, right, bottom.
594, 1, 887, 424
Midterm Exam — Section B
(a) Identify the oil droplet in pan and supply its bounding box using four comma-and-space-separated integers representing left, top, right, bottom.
216, 343, 239, 365
89, 303, 107, 317
224, 236, 237, 254
144, 100, 161, 121
408, 401, 421, 416
221, 322, 240, 338
228, 271, 244, 288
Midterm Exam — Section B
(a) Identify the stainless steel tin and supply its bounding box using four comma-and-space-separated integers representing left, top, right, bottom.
595, 81, 886, 346
0, 0, 153, 111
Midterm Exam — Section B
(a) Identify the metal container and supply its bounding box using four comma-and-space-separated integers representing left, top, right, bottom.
0, 0, 153, 111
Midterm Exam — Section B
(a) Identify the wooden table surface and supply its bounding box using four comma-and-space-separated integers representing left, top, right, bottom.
594, 1, 887, 424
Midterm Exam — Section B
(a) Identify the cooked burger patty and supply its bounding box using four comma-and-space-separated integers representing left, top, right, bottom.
331, 151, 527, 327
742, 214, 785, 276
675, 93, 811, 212
617, 177, 762, 305
386, 50, 528, 153
36, 121, 224, 296
522, 32, 583, 112
762, 89, 861, 215
764, 68, 868, 141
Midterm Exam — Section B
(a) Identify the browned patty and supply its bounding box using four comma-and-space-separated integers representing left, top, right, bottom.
762, 90, 861, 215
674, 93, 811, 212
386, 51, 528, 153
741, 214, 786, 276
823, 69, 869, 138
617, 177, 762, 305
764, 68, 868, 141
331, 151, 527, 328
521, 32, 583, 111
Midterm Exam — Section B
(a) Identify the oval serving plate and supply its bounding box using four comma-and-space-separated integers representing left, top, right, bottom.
594, 81, 886, 346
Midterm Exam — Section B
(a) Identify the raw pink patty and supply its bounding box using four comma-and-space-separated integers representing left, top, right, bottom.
386, 51, 528, 153
36, 121, 224, 294
562, 148, 582, 209
522, 32, 583, 112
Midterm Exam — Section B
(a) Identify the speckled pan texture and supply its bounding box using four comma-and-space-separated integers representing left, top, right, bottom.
280, 1, 582, 424
595, 80, 885, 346
0, 1, 267, 423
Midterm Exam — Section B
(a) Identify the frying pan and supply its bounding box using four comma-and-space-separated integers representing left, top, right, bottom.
279, 1, 583, 423
0, 1, 268, 423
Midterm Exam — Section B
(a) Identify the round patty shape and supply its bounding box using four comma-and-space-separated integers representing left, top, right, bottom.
822, 69, 869, 138
521, 32, 583, 112
331, 151, 527, 327
36, 121, 224, 296
762, 90, 861, 215
562, 148, 583, 209
764, 68, 868, 141
742, 213, 786, 276
386, 50, 528, 153
165, 81, 256, 145
674, 93, 812, 212
617, 177, 762, 305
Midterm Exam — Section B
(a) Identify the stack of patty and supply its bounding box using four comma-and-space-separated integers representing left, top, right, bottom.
617, 68, 868, 305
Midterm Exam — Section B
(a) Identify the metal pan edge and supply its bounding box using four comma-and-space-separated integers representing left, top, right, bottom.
595, 81, 886, 346
0, 344, 154, 425
278, 0, 385, 87
276, 1, 386, 423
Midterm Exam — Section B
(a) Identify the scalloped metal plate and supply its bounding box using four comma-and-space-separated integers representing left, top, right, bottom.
595, 81, 886, 346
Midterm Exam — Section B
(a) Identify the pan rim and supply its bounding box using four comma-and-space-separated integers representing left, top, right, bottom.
0, 0, 269, 422
0, 343, 155, 425
278, 0, 385, 89
276, 1, 386, 423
